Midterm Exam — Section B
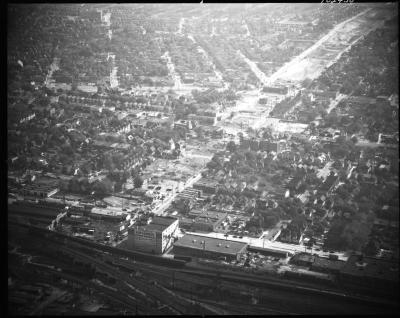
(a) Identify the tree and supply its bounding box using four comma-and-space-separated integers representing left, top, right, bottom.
69, 177, 81, 193
226, 141, 236, 153
121, 170, 130, 183
79, 178, 91, 194
324, 218, 347, 250
364, 239, 379, 256
194, 126, 205, 139
93, 177, 114, 195
263, 214, 279, 229
133, 176, 144, 189
63, 144, 74, 156
173, 198, 192, 214
249, 226, 258, 234
206, 160, 219, 171
262, 127, 273, 140
244, 151, 256, 165
341, 219, 371, 252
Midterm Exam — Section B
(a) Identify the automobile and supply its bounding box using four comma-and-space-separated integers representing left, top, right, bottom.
329, 250, 335, 253
239, 236, 243, 239
315, 248, 321, 251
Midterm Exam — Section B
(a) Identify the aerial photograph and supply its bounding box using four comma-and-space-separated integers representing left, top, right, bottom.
7, 2, 399, 315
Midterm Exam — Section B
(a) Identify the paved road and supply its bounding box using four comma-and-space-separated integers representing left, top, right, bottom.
154, 172, 202, 216
266, 8, 372, 84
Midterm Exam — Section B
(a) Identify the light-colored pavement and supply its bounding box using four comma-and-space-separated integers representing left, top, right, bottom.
238, 50, 270, 84
266, 8, 372, 84
154, 172, 202, 216
327, 93, 347, 114
44, 58, 60, 87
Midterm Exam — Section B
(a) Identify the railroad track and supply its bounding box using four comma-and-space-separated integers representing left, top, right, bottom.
10, 221, 399, 314
9, 230, 182, 314
186, 297, 300, 315
26, 262, 158, 315
107, 254, 400, 312
63, 242, 399, 310
57, 245, 218, 315
105, 257, 305, 315
60, 247, 184, 313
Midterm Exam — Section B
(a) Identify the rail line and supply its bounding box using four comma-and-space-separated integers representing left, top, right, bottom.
57, 246, 204, 315
9, 221, 399, 313
26, 262, 158, 315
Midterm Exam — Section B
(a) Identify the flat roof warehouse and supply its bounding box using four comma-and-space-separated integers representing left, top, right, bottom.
173, 234, 247, 256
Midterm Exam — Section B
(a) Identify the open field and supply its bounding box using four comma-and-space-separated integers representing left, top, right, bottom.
269, 7, 396, 84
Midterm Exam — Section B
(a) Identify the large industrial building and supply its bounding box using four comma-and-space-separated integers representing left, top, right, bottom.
173, 234, 248, 262
127, 216, 179, 254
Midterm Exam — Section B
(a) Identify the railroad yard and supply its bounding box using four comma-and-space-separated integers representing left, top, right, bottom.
8, 221, 399, 315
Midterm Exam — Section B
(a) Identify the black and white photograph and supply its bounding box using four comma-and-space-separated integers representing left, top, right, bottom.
7, 1, 399, 315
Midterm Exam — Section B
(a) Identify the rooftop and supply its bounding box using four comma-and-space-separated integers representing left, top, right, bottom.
133, 216, 178, 233
173, 234, 247, 255
91, 207, 129, 217
291, 252, 316, 264
152, 216, 178, 227
141, 223, 170, 232
312, 256, 345, 271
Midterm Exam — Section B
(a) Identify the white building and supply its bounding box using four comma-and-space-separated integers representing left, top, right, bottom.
127, 216, 179, 254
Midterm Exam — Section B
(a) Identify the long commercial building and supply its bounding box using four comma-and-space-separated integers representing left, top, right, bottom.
173, 234, 248, 262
